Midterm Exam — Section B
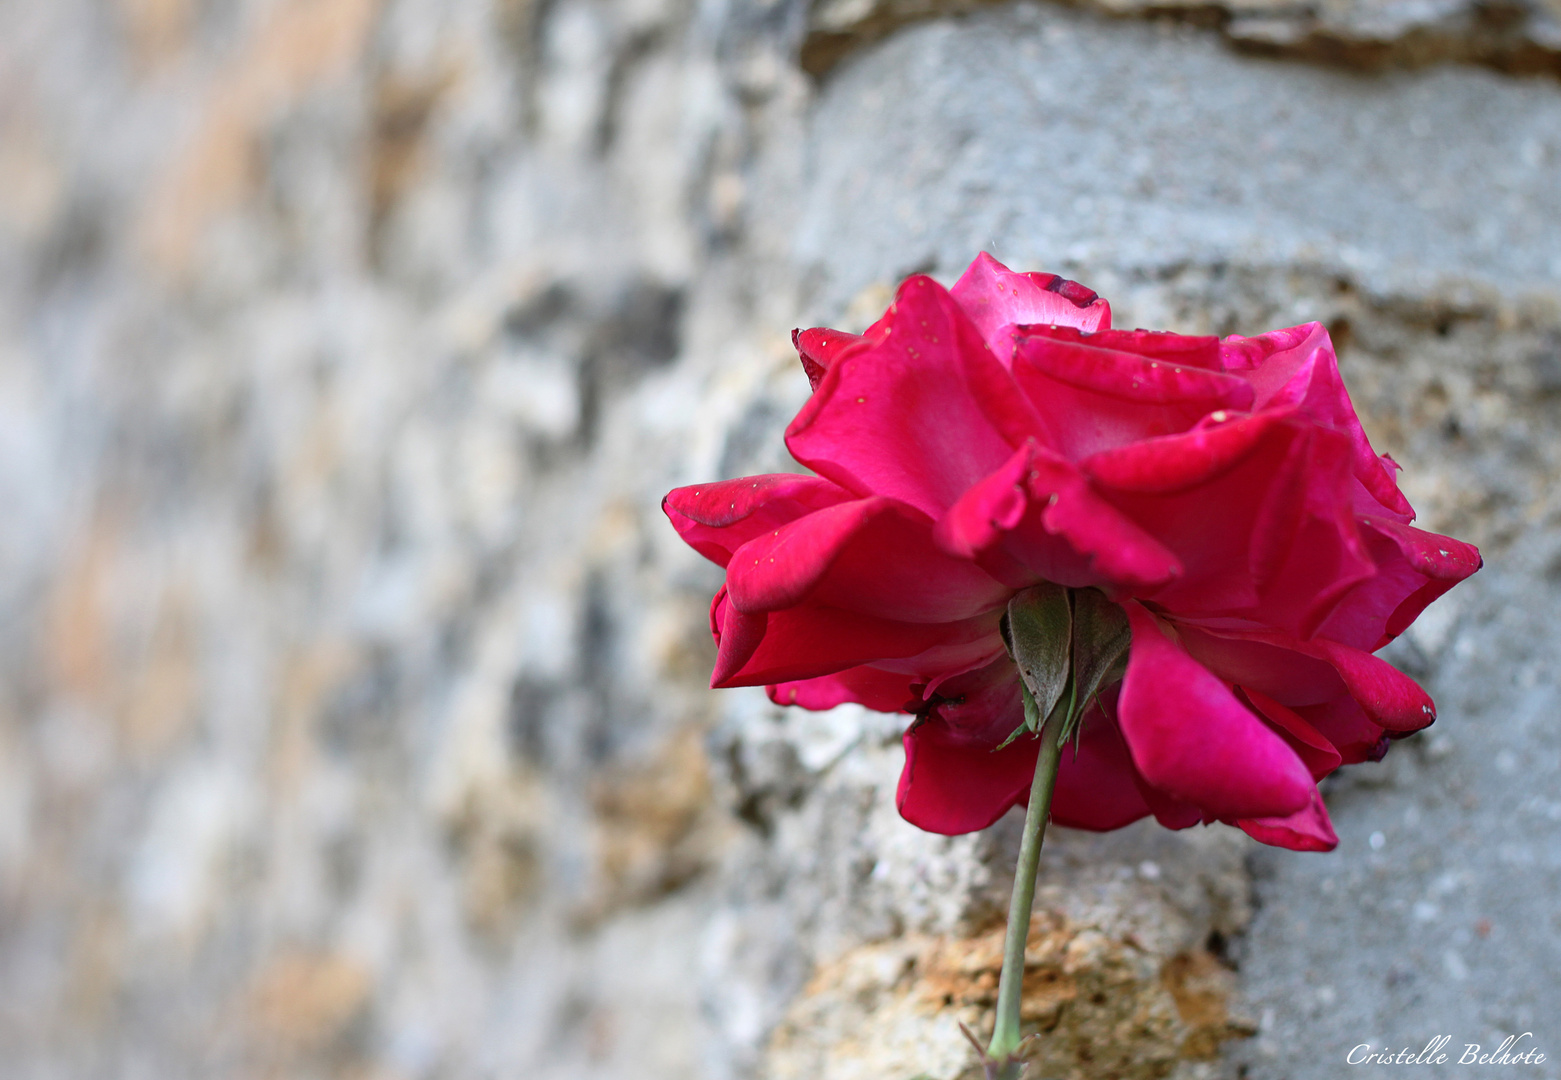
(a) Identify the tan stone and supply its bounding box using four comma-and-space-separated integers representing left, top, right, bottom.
246, 949, 373, 1053
799, 0, 1561, 75
121, 584, 199, 756
762, 907, 1253, 1080
117, 0, 197, 72
445, 773, 548, 937
583, 724, 722, 920
139, 0, 382, 274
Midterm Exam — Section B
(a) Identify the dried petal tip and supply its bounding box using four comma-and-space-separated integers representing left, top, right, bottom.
792, 326, 866, 391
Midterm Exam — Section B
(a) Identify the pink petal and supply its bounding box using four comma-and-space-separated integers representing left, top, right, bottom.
1080, 328, 1222, 371
897, 716, 1038, 835
932, 441, 1036, 587
786, 275, 1043, 517
1179, 620, 1435, 735
949, 253, 1111, 363
1116, 603, 1314, 820
1050, 700, 1153, 831
725, 496, 1010, 623
811, 656, 1037, 834
1082, 414, 1297, 615
912, 655, 1026, 742
1295, 694, 1389, 765
1237, 787, 1338, 852
934, 440, 1182, 593
793, 327, 871, 391
1082, 410, 1287, 495
1008, 326, 1254, 460
1242, 423, 1377, 637
768, 665, 916, 713
1175, 624, 1345, 707
1315, 518, 1482, 651
1297, 636, 1437, 732
1221, 322, 1412, 522
1242, 687, 1343, 781
711, 594, 1005, 689
1085, 414, 1376, 633
664, 474, 853, 567
872, 639, 1012, 688
1129, 767, 1204, 830
709, 585, 769, 686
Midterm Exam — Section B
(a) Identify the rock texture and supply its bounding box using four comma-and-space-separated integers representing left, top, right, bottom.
1, 1, 1558, 1079
759, 818, 1257, 1080
802, 0, 1561, 75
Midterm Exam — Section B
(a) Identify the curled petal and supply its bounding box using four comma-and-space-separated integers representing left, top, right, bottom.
1300, 636, 1437, 731
793, 327, 873, 391
664, 474, 853, 567
897, 717, 1036, 835
950, 252, 1110, 362
709, 586, 769, 686
1175, 624, 1344, 706
1130, 770, 1204, 831
1084, 416, 1294, 615
1117, 603, 1313, 820
1237, 787, 1339, 852
1082, 411, 1285, 494
787, 275, 1043, 517
1078, 328, 1222, 371
1243, 422, 1377, 637
1182, 624, 1435, 733
767, 665, 915, 713
1242, 687, 1343, 781
712, 590, 1004, 689
1085, 413, 1375, 632
1009, 327, 1254, 459
726, 496, 1010, 623
935, 440, 1181, 593
1316, 518, 1482, 651
1221, 322, 1412, 521
1294, 694, 1389, 765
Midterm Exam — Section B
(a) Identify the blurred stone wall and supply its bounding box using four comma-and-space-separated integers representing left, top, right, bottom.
1, 1, 1558, 1079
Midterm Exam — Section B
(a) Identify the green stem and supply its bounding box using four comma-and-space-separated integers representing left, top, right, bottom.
985, 713, 1066, 1067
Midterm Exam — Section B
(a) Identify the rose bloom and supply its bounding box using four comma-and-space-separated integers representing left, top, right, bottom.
664, 254, 1479, 851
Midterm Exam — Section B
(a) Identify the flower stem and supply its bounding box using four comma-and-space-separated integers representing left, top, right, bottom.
985, 712, 1066, 1069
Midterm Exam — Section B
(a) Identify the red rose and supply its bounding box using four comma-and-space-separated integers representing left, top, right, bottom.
664, 254, 1479, 852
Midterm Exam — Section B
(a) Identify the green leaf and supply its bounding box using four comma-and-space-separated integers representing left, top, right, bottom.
1059, 588, 1131, 746
995, 678, 1044, 750
1004, 583, 1072, 724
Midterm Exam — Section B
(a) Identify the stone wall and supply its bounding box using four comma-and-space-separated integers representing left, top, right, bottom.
1, 1, 1558, 1078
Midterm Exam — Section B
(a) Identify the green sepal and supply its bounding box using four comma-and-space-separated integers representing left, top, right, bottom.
1003, 583, 1073, 722
995, 678, 1046, 751
1058, 588, 1132, 749
995, 586, 1132, 754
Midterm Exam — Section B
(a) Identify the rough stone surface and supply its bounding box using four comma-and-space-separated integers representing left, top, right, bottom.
1, 1, 1558, 1078
759, 816, 1256, 1080
802, 0, 1561, 75
1231, 540, 1561, 1078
